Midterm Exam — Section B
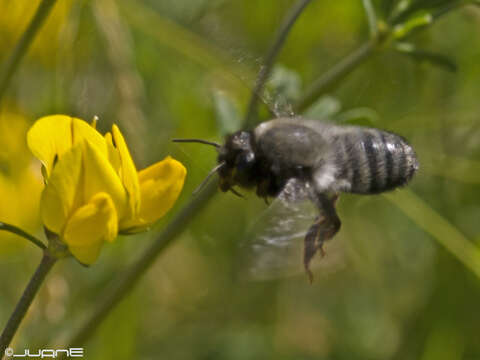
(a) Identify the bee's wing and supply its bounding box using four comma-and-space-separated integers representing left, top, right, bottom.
237, 178, 344, 281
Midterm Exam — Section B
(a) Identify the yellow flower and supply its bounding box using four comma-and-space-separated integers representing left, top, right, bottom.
27, 115, 186, 264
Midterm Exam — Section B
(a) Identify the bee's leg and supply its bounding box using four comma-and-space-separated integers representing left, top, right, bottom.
256, 179, 271, 205
304, 219, 321, 283
304, 194, 341, 283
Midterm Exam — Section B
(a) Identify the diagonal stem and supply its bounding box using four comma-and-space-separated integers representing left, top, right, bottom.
244, 0, 313, 128
0, 252, 57, 358
0, 222, 46, 250
295, 1, 474, 113
362, 0, 378, 38
60, 181, 217, 351
0, 0, 58, 103
294, 39, 377, 113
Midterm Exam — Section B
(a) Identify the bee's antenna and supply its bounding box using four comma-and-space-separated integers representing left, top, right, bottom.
172, 138, 221, 148
193, 162, 226, 195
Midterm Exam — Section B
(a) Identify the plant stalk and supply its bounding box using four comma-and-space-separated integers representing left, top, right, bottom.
294, 39, 377, 113
244, 0, 313, 128
362, 0, 378, 38
0, 252, 57, 358
0, 0, 58, 102
0, 222, 46, 250
61, 181, 217, 351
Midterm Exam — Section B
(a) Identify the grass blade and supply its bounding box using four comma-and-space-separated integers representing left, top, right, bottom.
383, 190, 480, 279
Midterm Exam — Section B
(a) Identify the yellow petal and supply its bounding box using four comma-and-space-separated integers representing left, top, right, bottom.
40, 145, 83, 234
121, 156, 186, 229
71, 117, 107, 157
82, 140, 129, 220
104, 132, 121, 174
27, 115, 107, 178
27, 115, 72, 177
63, 192, 118, 265
111, 125, 140, 217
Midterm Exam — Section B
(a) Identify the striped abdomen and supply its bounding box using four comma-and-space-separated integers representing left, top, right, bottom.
333, 128, 419, 194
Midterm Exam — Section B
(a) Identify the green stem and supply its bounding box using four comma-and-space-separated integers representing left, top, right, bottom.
0, 252, 57, 357
0, 222, 46, 250
0, 0, 58, 102
294, 0, 473, 113
362, 0, 378, 38
294, 39, 378, 113
60, 181, 217, 351
244, 0, 313, 127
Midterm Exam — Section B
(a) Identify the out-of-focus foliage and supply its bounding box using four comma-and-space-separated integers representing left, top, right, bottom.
0, 0, 74, 65
1, 0, 480, 359
0, 108, 43, 253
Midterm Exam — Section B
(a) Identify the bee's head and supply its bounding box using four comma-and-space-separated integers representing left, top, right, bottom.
217, 131, 256, 192
172, 131, 257, 195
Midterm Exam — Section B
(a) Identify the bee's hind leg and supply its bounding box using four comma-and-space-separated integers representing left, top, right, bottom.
304, 194, 341, 283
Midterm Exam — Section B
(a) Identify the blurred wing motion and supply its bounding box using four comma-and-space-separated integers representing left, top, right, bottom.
237, 178, 344, 281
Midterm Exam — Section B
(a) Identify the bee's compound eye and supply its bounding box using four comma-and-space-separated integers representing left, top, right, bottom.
236, 152, 255, 171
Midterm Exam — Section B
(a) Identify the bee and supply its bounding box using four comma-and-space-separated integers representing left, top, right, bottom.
174, 117, 418, 282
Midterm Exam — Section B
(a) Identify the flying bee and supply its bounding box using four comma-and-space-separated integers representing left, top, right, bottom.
174, 117, 419, 282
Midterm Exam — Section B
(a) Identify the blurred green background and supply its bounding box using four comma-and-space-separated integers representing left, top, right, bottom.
1, 0, 480, 359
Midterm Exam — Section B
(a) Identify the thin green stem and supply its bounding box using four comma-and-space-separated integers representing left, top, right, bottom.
0, 222, 46, 250
296, 1, 472, 114
294, 39, 378, 113
60, 181, 217, 351
0, 0, 58, 102
0, 252, 57, 357
362, 0, 378, 38
244, 0, 313, 128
